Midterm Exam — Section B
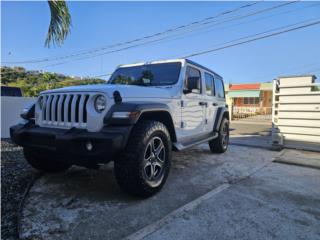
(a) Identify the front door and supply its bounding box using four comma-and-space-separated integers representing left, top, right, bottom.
181, 66, 206, 139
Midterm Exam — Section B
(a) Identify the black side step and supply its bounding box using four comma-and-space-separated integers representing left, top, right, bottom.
173, 132, 218, 151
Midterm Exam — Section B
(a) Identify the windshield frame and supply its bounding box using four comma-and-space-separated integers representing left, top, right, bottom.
108, 62, 182, 87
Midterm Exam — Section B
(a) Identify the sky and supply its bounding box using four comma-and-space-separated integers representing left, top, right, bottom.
1, 1, 320, 83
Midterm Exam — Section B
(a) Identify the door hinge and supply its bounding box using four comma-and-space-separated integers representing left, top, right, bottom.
205, 119, 208, 124
180, 100, 184, 107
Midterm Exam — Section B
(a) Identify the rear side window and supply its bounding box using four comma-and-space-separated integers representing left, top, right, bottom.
215, 78, 225, 98
205, 73, 215, 96
184, 66, 202, 94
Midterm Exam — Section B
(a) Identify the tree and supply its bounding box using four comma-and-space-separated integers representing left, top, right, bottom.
45, 0, 72, 47
1, 66, 106, 97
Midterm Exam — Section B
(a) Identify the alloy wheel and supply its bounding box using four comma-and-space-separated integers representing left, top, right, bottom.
221, 122, 229, 148
143, 136, 166, 187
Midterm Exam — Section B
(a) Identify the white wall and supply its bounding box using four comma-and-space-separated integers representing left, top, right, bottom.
1, 97, 37, 138
272, 76, 320, 152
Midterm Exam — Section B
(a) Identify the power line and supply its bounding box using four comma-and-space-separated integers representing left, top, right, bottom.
161, 2, 320, 59
182, 19, 320, 58
1, 1, 299, 73
2, 1, 301, 67
159, 0, 299, 43
2, 1, 261, 65
60, 16, 320, 71
30, 1, 300, 68
71, 20, 320, 80
2, 18, 319, 79
77, 18, 320, 80
167, 18, 318, 60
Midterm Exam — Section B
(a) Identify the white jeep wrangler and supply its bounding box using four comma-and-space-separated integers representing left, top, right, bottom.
11, 59, 229, 197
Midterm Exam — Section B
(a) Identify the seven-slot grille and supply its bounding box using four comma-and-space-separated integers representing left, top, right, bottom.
40, 93, 90, 128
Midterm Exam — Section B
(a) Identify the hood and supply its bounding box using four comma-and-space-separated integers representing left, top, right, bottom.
41, 84, 178, 99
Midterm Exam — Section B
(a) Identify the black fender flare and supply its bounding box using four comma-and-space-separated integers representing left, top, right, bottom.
104, 102, 171, 125
213, 107, 229, 132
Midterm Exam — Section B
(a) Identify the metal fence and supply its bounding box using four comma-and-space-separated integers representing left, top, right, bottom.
232, 106, 272, 121
272, 76, 320, 152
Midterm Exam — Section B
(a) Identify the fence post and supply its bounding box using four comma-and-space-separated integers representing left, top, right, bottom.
229, 102, 233, 121
271, 79, 283, 150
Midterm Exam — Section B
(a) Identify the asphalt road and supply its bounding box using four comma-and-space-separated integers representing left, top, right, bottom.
18, 143, 320, 240
230, 121, 272, 136
229, 120, 272, 149
142, 163, 320, 240
2, 121, 319, 240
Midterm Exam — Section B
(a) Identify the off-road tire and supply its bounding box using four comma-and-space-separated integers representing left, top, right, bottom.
114, 120, 172, 198
23, 147, 72, 173
209, 117, 229, 153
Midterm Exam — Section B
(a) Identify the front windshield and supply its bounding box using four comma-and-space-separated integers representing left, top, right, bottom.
108, 62, 181, 86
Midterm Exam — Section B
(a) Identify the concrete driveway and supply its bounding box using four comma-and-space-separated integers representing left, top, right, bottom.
19, 144, 320, 240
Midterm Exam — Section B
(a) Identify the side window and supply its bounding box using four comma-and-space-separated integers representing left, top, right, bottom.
215, 78, 225, 98
184, 66, 202, 94
205, 73, 215, 96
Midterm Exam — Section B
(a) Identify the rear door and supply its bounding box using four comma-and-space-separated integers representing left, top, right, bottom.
180, 66, 206, 139
204, 72, 219, 133
214, 77, 226, 107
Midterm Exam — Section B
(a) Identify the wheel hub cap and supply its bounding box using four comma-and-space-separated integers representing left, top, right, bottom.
143, 136, 166, 183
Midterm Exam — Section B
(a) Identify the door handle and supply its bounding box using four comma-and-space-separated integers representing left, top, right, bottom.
212, 103, 218, 106
199, 101, 208, 107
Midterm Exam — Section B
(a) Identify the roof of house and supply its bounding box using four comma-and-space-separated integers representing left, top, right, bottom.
260, 82, 273, 90
225, 82, 273, 93
229, 83, 260, 90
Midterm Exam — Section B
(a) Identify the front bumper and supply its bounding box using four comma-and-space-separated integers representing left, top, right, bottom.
10, 123, 132, 164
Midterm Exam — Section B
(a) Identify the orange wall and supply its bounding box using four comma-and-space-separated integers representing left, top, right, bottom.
262, 91, 272, 107
232, 90, 272, 107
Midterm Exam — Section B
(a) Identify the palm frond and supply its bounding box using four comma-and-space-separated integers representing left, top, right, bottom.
45, 0, 71, 48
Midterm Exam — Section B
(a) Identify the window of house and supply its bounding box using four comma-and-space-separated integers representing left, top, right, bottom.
244, 97, 260, 105
205, 73, 215, 96
215, 78, 225, 98
184, 66, 202, 94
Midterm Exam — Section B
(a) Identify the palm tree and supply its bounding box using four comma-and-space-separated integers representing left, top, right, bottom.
45, 0, 71, 47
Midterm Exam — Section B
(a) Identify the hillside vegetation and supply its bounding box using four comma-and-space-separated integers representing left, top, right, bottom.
1, 66, 106, 97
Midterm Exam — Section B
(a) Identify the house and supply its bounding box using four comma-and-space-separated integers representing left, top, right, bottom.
225, 82, 273, 119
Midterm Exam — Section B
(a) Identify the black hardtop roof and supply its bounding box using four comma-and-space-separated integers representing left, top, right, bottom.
185, 59, 223, 79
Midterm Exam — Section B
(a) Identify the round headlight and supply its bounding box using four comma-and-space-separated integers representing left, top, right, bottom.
94, 95, 106, 113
